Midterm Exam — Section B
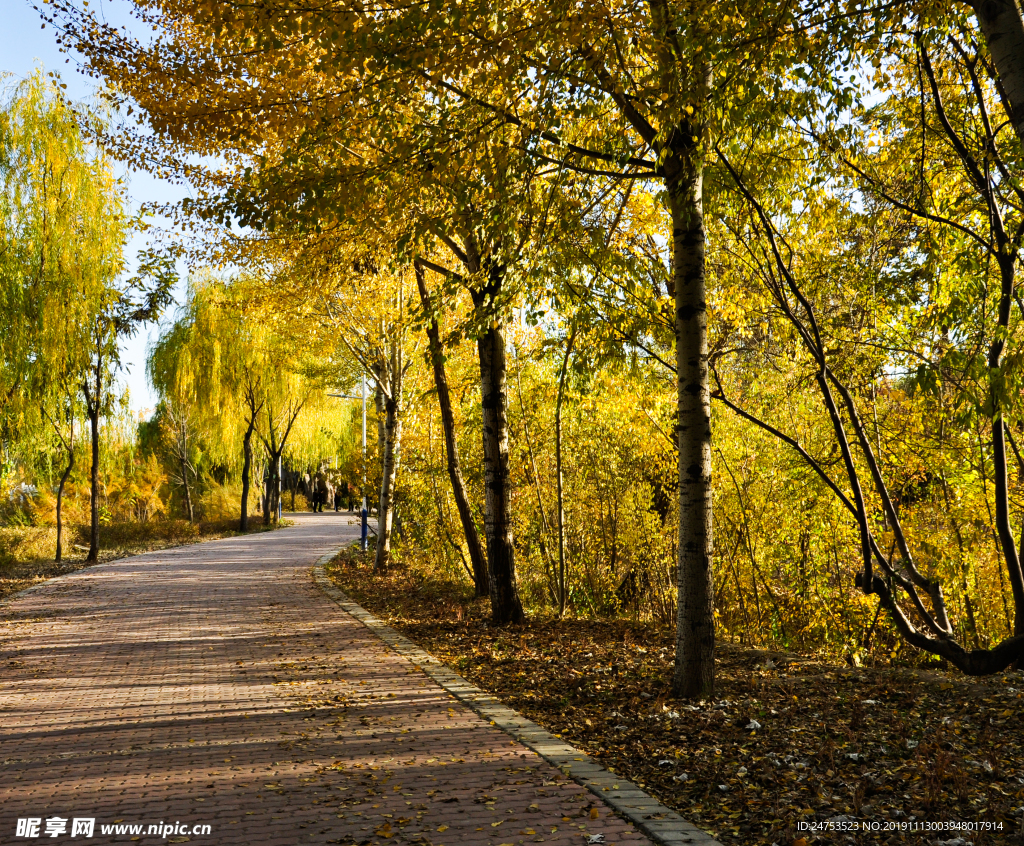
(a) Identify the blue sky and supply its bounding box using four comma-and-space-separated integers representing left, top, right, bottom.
2, 0, 190, 417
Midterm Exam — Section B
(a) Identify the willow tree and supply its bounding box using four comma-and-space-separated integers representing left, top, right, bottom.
149, 274, 259, 525
0, 71, 131, 560
149, 270, 346, 526
220, 232, 416, 571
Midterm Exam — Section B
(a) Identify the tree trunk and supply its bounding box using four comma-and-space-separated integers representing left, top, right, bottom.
416, 262, 489, 596
477, 318, 525, 625
180, 454, 194, 523
86, 352, 102, 564
969, 0, 1024, 145
989, 254, 1024, 636
267, 458, 281, 524
240, 420, 254, 531
241, 373, 264, 531
273, 456, 281, 523
666, 150, 715, 699
55, 443, 74, 563
257, 398, 305, 527
375, 393, 402, 572
513, 351, 558, 600
555, 323, 577, 617
374, 376, 386, 458
263, 466, 271, 526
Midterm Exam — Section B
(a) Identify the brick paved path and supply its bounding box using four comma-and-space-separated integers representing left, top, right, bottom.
0, 513, 653, 846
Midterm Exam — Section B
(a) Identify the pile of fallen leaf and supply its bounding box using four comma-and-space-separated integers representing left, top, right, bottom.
326, 554, 1024, 845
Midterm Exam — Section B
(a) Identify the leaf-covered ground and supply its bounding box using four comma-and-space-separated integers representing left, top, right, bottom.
326, 555, 1024, 846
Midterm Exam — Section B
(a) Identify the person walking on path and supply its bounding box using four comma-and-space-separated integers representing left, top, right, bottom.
308, 473, 320, 512
314, 467, 328, 512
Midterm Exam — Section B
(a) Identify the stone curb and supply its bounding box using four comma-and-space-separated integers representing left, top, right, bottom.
312, 551, 723, 846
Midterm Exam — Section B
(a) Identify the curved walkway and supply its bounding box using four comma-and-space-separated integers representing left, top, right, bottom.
0, 513, 653, 845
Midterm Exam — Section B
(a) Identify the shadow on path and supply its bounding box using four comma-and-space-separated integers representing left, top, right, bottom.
0, 513, 652, 845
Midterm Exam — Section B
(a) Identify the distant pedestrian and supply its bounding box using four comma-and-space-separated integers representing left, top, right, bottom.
315, 467, 328, 512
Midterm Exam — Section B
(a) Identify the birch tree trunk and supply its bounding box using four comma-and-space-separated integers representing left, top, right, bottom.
376, 329, 406, 572
578, 18, 716, 693
374, 367, 386, 459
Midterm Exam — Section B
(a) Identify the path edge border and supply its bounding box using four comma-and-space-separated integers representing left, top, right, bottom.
312, 551, 722, 846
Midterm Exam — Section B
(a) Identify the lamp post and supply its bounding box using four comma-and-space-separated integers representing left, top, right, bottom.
329, 377, 368, 551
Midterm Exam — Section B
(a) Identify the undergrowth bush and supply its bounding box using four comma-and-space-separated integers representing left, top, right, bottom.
0, 526, 60, 566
